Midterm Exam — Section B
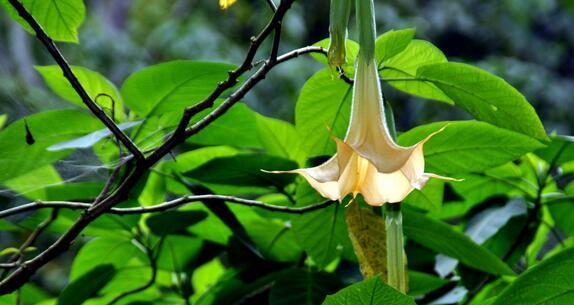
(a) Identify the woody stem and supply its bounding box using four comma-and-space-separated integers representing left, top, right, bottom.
385, 203, 407, 293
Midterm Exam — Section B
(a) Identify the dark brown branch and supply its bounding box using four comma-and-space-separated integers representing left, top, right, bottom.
6, 0, 144, 163
0, 2, 322, 293
0, 196, 334, 219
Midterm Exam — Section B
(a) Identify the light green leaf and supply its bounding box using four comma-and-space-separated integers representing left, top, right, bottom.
1, 0, 85, 43
191, 258, 226, 303
417, 63, 548, 140
403, 209, 515, 276
156, 235, 203, 272
246, 219, 303, 262
0, 114, 6, 129
296, 68, 352, 157
312, 38, 360, 68
36, 65, 125, 120
121, 60, 234, 118
69, 237, 149, 295
535, 135, 574, 166
375, 28, 416, 64
165, 146, 240, 174
380, 40, 453, 104
403, 179, 444, 212
0, 110, 102, 182
492, 247, 574, 305
3, 165, 61, 200
256, 115, 306, 165
322, 276, 416, 305
399, 121, 545, 175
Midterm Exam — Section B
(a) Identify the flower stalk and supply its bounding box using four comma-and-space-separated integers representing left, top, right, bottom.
328, 0, 352, 66
385, 203, 407, 293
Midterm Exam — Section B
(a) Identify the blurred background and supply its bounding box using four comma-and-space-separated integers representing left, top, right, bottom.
1, 0, 573, 135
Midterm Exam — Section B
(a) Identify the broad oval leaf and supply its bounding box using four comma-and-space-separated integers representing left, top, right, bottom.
403, 209, 514, 276
417, 62, 548, 141
121, 60, 234, 117
380, 39, 453, 104
269, 268, 343, 305
322, 276, 416, 305
399, 121, 545, 174
296, 68, 352, 157
36, 65, 125, 120
256, 115, 306, 166
375, 28, 416, 65
492, 247, 574, 305
1, 0, 85, 43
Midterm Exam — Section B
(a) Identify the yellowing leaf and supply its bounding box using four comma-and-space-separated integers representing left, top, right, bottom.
344, 203, 387, 278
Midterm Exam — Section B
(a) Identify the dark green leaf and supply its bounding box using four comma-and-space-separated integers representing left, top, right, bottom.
492, 247, 574, 305
146, 210, 208, 236
186, 154, 298, 188
403, 209, 514, 276
269, 268, 343, 305
57, 265, 116, 305
157, 235, 203, 271
534, 135, 574, 166
408, 271, 450, 297
246, 219, 303, 262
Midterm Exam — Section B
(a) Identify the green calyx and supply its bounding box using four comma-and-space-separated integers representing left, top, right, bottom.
328, 0, 352, 66
355, 0, 376, 62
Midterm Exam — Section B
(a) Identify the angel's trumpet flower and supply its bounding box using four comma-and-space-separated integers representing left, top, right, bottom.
219, 0, 237, 10
268, 56, 456, 206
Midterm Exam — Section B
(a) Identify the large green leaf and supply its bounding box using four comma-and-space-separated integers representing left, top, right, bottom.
186, 154, 298, 188
492, 247, 574, 305
296, 68, 352, 157
256, 115, 306, 166
0, 110, 102, 182
246, 219, 303, 262
534, 135, 574, 166
403, 209, 514, 276
417, 63, 548, 140
1, 0, 85, 43
121, 60, 234, 117
269, 268, 343, 305
57, 265, 116, 305
408, 271, 450, 297
292, 203, 351, 268
380, 39, 452, 104
69, 237, 149, 295
403, 179, 444, 212
3, 165, 61, 200
398, 121, 544, 174
36, 65, 125, 120
322, 276, 416, 305
375, 28, 416, 65
156, 235, 203, 272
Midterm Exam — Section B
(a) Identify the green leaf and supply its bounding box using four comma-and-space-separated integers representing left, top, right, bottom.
157, 235, 203, 272
3, 165, 61, 200
312, 38, 360, 68
146, 210, 208, 236
375, 28, 416, 64
322, 276, 416, 305
1, 0, 85, 43
417, 63, 548, 140
292, 203, 351, 268
256, 115, 306, 166
269, 268, 343, 305
121, 60, 234, 117
535, 135, 574, 166
36, 65, 125, 120
48, 121, 141, 151
246, 219, 303, 262
403, 179, 444, 212
187, 101, 262, 148
492, 247, 574, 305
403, 209, 514, 276
69, 237, 149, 295
296, 68, 352, 157
0, 114, 6, 129
398, 121, 545, 174
408, 271, 450, 297
0, 110, 102, 182
186, 154, 298, 188
380, 40, 452, 104
58, 265, 116, 305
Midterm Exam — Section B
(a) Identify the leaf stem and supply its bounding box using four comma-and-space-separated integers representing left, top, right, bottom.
385, 203, 407, 293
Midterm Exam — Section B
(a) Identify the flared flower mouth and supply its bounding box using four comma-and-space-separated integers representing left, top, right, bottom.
267, 56, 458, 206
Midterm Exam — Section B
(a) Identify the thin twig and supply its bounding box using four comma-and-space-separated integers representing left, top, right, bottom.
6, 0, 144, 163
0, 196, 334, 218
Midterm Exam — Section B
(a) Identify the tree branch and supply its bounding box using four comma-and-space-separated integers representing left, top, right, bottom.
0, 196, 334, 219
6, 0, 145, 163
